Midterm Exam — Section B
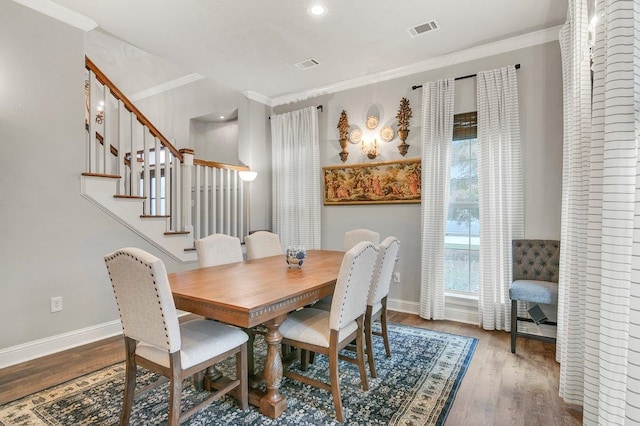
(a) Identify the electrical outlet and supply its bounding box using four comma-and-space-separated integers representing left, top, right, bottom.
393, 272, 400, 283
50, 296, 63, 313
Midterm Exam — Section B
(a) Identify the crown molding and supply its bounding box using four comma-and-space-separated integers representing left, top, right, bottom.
269, 25, 562, 107
128, 73, 205, 102
242, 90, 272, 106
13, 0, 97, 31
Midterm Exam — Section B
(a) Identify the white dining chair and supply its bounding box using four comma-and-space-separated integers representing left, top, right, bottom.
365, 236, 400, 378
244, 231, 283, 260
343, 228, 380, 251
279, 241, 378, 422
313, 228, 382, 312
194, 233, 257, 376
195, 233, 243, 268
104, 247, 248, 426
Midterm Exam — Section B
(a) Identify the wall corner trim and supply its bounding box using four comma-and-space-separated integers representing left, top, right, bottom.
13, 0, 98, 31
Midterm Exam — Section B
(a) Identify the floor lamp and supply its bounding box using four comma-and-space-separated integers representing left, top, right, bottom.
239, 170, 257, 239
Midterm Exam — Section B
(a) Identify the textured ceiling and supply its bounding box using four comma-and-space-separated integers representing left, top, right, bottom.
49, 0, 566, 110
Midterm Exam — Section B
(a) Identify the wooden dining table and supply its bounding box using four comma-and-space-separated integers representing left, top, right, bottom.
168, 249, 345, 419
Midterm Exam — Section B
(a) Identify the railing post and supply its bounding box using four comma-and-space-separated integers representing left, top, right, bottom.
180, 149, 194, 239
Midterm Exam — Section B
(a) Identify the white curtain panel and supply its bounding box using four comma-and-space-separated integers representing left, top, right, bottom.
583, 0, 639, 423
419, 78, 454, 320
476, 66, 524, 331
557, 0, 592, 405
270, 106, 321, 249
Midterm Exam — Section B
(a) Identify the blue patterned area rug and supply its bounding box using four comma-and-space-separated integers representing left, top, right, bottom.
0, 324, 476, 426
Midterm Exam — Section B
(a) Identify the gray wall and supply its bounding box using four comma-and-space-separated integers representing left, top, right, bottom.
0, 0, 562, 350
0, 1, 192, 349
191, 119, 239, 164
273, 41, 563, 304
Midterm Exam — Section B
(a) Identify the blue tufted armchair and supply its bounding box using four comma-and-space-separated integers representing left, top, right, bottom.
509, 239, 560, 353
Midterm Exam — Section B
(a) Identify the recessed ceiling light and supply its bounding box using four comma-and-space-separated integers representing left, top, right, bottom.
219, 115, 225, 119
309, 5, 327, 16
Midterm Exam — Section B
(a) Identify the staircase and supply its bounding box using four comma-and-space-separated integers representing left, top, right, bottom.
81, 57, 249, 263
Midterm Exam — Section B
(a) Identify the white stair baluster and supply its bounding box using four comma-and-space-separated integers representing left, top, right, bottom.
142, 129, 150, 215
154, 137, 161, 216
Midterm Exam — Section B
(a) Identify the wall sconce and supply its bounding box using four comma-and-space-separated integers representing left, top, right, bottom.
361, 138, 379, 159
239, 170, 257, 182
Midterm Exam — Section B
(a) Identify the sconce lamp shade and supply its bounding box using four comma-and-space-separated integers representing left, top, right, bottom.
239, 170, 258, 182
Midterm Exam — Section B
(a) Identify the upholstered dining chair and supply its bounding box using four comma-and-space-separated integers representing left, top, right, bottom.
194, 233, 258, 376
279, 241, 378, 422
244, 231, 283, 260
509, 239, 560, 354
312, 236, 400, 378
104, 247, 248, 426
195, 233, 243, 267
313, 228, 382, 312
343, 228, 381, 251
364, 236, 400, 378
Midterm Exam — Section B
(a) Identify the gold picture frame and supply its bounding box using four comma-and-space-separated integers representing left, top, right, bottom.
322, 158, 421, 205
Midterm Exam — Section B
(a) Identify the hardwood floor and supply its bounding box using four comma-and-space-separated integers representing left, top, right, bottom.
387, 312, 583, 426
0, 312, 583, 425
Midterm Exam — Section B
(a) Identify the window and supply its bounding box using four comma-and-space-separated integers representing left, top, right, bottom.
445, 112, 479, 294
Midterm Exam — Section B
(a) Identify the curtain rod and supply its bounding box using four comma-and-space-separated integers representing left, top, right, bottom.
268, 105, 323, 120
411, 64, 521, 90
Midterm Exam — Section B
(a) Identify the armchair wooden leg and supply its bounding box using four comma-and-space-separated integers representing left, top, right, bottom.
365, 307, 377, 378
168, 353, 182, 426
121, 337, 136, 426
236, 345, 248, 410
356, 319, 369, 392
301, 349, 309, 371
244, 328, 256, 377
328, 344, 344, 422
380, 299, 391, 357
511, 299, 517, 354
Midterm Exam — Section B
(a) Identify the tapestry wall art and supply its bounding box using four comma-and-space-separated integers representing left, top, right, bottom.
323, 158, 421, 205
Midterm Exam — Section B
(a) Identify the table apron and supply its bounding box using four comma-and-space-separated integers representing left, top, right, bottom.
174, 285, 334, 328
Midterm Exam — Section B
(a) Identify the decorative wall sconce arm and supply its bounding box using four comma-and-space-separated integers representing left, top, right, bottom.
337, 110, 350, 162
396, 97, 413, 156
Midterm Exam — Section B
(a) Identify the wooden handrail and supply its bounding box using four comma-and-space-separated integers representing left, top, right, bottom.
85, 56, 183, 162
193, 159, 250, 171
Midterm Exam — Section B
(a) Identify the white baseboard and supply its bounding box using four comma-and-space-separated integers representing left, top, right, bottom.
387, 298, 419, 314
0, 320, 123, 369
389, 296, 480, 325
445, 295, 480, 325
0, 312, 196, 369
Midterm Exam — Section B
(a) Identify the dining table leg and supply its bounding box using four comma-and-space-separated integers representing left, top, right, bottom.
259, 314, 288, 418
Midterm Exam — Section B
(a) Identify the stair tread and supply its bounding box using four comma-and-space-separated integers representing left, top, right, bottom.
164, 231, 190, 235
114, 195, 145, 200
82, 172, 120, 179
140, 214, 170, 218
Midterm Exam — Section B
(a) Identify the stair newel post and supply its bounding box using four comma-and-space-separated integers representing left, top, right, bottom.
116, 100, 126, 196
228, 169, 231, 235
179, 149, 194, 245
203, 165, 210, 238
166, 150, 174, 229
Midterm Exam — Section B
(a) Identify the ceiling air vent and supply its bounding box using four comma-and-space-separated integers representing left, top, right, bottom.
407, 19, 441, 37
295, 58, 320, 70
